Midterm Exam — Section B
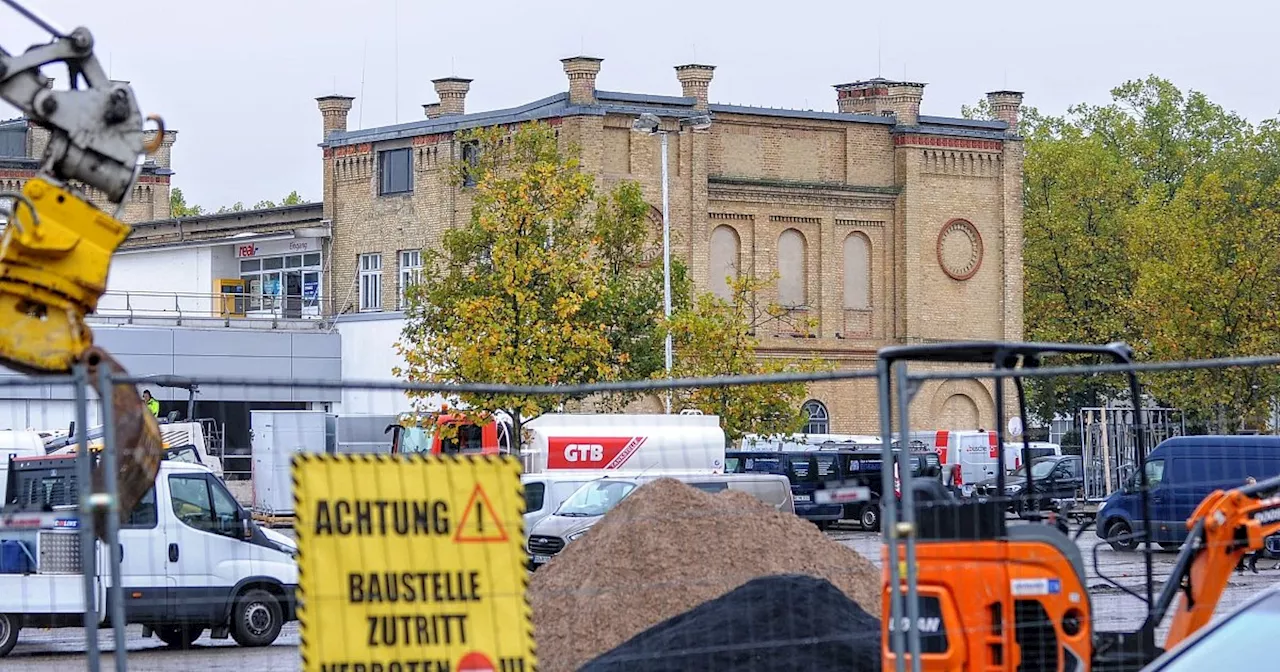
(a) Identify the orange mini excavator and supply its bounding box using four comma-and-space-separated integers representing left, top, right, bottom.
875, 342, 1280, 672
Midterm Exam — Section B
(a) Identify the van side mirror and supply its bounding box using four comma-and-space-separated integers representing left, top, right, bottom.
238, 510, 253, 539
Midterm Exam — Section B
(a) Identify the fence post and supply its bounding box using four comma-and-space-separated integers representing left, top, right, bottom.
73, 364, 101, 671
98, 367, 129, 672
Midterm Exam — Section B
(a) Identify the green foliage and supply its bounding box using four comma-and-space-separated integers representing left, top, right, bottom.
394, 122, 645, 434
666, 274, 830, 442
169, 187, 203, 217
970, 76, 1280, 431
170, 188, 309, 216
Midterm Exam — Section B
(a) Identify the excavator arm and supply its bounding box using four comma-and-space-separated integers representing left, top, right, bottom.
1154, 474, 1280, 650
0, 1, 162, 539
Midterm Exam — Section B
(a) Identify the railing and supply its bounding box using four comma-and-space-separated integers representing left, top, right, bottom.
94, 289, 325, 324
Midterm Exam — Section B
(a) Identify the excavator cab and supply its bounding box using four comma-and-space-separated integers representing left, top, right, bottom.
877, 342, 1158, 672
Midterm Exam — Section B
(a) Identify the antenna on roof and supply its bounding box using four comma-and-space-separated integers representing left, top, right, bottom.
393, 0, 400, 124
359, 39, 368, 128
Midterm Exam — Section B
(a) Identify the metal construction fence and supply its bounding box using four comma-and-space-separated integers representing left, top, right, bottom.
2, 349, 1280, 670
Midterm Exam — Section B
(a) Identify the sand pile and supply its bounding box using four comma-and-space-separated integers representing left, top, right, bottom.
529, 477, 882, 671
582, 574, 882, 671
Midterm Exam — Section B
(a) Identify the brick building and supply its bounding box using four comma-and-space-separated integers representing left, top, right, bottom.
0, 115, 178, 223
316, 57, 1025, 432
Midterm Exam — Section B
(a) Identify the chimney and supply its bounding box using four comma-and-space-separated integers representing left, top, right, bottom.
674, 64, 715, 111
316, 95, 355, 139
986, 91, 1024, 133
834, 78, 926, 126
423, 103, 442, 119
562, 56, 603, 105
432, 77, 472, 116
142, 129, 179, 168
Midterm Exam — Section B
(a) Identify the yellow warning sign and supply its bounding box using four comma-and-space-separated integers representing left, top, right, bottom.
292, 453, 535, 672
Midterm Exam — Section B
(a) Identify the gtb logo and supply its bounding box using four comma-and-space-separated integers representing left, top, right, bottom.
563, 443, 604, 463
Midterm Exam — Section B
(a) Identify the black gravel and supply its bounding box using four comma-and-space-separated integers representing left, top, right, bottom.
580, 574, 882, 671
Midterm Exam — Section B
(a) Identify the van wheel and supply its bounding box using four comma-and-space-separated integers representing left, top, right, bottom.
230, 589, 283, 647
154, 624, 204, 649
860, 504, 881, 532
1107, 520, 1138, 553
0, 613, 18, 657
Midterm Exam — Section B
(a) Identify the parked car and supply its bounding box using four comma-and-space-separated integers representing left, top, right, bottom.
973, 454, 1084, 517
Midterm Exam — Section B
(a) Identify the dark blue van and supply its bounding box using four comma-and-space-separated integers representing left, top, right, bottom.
725, 450, 844, 528
725, 448, 936, 531
1095, 435, 1280, 552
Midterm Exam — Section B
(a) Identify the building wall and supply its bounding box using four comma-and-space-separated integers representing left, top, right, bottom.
103, 246, 215, 315
318, 66, 1023, 433
331, 313, 447, 415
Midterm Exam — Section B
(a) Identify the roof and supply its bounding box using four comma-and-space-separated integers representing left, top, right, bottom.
323, 88, 1010, 148
124, 202, 325, 250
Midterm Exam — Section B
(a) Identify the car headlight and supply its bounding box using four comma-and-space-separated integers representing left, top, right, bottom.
1005, 484, 1023, 494
566, 530, 588, 542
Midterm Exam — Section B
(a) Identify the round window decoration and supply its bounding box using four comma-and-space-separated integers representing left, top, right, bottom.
936, 219, 983, 281
637, 205, 665, 268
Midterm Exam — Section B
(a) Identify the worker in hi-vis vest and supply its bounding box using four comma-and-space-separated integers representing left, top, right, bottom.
142, 389, 160, 417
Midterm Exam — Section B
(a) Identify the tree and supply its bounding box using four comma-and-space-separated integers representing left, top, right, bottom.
170, 189, 309, 216
665, 274, 828, 442
169, 187, 203, 217
968, 77, 1280, 431
393, 122, 660, 441
252, 191, 307, 210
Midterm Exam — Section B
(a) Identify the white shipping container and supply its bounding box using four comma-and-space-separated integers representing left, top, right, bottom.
251, 410, 335, 515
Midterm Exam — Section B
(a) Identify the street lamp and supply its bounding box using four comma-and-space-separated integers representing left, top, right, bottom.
631, 112, 713, 413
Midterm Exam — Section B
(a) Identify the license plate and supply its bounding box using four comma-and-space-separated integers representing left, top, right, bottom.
793, 494, 811, 502
976, 496, 989, 504
532, 554, 551, 564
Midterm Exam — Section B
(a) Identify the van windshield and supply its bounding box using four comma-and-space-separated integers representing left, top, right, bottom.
556, 480, 637, 517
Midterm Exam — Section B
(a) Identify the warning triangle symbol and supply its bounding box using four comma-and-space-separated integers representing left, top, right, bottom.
453, 484, 510, 543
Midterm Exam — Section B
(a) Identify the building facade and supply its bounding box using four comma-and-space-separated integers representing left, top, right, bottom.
313, 59, 1025, 432
1, 116, 177, 223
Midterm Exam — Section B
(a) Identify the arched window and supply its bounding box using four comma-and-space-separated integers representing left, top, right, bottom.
843, 233, 871, 310
708, 225, 742, 300
802, 399, 829, 434
777, 229, 808, 308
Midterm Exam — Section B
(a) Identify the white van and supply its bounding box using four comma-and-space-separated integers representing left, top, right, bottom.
526, 473, 793, 568
911, 429, 1000, 496
1002, 441, 1064, 471
522, 473, 599, 535
0, 454, 298, 656
521, 414, 726, 475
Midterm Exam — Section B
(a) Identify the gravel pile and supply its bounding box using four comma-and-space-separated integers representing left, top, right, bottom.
529, 477, 882, 671
581, 574, 882, 672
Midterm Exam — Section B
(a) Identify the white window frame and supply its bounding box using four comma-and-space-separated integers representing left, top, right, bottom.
359, 253, 383, 312
802, 399, 829, 435
398, 249, 423, 310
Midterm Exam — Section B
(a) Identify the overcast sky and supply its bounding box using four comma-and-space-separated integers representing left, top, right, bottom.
3, 1, 1276, 210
